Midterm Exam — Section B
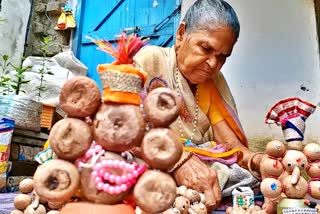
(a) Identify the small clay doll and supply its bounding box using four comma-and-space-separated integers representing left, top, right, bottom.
280, 149, 308, 198
173, 196, 190, 214
24, 204, 46, 214
304, 143, 320, 200
261, 98, 317, 213
13, 193, 32, 211
260, 142, 309, 199
260, 140, 285, 179
265, 97, 316, 151
18, 178, 34, 194
162, 186, 206, 214
189, 203, 207, 214
184, 189, 201, 204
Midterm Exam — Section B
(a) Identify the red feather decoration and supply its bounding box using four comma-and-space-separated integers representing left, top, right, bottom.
87, 33, 149, 64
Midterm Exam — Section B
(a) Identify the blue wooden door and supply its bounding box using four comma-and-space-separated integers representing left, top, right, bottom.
74, 0, 181, 88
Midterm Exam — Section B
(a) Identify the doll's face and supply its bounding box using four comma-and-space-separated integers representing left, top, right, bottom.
282, 150, 308, 173
306, 162, 320, 177
173, 196, 190, 213
304, 143, 320, 161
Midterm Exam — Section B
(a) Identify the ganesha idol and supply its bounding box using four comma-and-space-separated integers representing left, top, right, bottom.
10, 34, 191, 214
260, 97, 320, 214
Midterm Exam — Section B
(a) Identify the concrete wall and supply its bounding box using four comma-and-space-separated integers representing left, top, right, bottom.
182, 0, 320, 147
0, 0, 31, 66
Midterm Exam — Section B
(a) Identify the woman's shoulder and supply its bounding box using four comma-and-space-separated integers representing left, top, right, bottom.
133, 45, 173, 78
134, 45, 172, 61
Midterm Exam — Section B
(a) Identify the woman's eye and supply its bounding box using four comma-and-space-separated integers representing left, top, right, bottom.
201, 46, 211, 52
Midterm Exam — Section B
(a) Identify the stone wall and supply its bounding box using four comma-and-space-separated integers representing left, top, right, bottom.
24, 0, 70, 57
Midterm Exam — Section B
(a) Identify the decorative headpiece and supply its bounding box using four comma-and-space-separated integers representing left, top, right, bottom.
88, 34, 149, 105
265, 97, 316, 143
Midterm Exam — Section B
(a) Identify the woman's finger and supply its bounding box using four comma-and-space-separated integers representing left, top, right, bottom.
203, 186, 217, 212
212, 175, 222, 206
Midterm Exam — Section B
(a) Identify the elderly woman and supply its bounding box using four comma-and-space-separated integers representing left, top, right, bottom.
133, 0, 264, 212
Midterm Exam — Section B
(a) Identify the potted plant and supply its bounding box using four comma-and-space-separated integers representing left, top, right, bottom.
0, 54, 43, 132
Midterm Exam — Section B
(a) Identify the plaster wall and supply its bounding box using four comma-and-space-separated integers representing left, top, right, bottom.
182, 0, 320, 147
0, 0, 31, 66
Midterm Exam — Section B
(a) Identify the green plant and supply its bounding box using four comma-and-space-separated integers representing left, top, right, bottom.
0, 55, 12, 95
37, 36, 54, 100
0, 55, 32, 95
11, 65, 32, 95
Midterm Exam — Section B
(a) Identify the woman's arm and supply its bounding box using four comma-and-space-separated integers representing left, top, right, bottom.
212, 120, 263, 173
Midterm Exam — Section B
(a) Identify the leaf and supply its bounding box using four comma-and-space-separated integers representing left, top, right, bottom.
47, 71, 54, 75
21, 80, 30, 84
2, 55, 9, 61
15, 74, 22, 79
11, 85, 18, 90
25, 65, 33, 70
2, 77, 11, 82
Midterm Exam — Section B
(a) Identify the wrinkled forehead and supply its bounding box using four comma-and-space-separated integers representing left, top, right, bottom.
187, 27, 237, 53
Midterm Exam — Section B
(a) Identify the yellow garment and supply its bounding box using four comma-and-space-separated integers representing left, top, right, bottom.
198, 82, 224, 126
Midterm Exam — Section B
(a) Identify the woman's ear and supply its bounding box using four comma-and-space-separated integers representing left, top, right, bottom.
175, 22, 186, 47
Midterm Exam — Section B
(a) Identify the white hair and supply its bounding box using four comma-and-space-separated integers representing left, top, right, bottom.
182, 0, 240, 39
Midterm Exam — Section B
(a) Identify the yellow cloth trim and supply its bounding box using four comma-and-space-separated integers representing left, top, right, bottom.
43, 140, 50, 150
208, 101, 224, 125
183, 147, 242, 158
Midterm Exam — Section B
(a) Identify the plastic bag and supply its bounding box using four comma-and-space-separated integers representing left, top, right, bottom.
0, 118, 14, 190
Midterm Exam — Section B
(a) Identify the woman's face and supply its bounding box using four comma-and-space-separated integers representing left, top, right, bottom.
175, 23, 237, 84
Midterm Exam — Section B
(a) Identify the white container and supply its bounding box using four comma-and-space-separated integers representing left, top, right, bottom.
232, 186, 254, 208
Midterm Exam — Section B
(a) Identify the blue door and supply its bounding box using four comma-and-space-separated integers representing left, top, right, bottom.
73, 0, 181, 88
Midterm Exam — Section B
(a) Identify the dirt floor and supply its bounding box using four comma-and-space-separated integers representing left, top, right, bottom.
247, 137, 273, 152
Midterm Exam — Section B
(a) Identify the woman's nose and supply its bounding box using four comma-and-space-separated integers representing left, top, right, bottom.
206, 56, 217, 69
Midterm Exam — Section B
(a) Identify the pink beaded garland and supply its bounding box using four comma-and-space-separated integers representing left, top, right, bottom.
91, 159, 147, 195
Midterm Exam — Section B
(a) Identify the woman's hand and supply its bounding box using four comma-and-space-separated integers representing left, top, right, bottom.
172, 155, 222, 212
